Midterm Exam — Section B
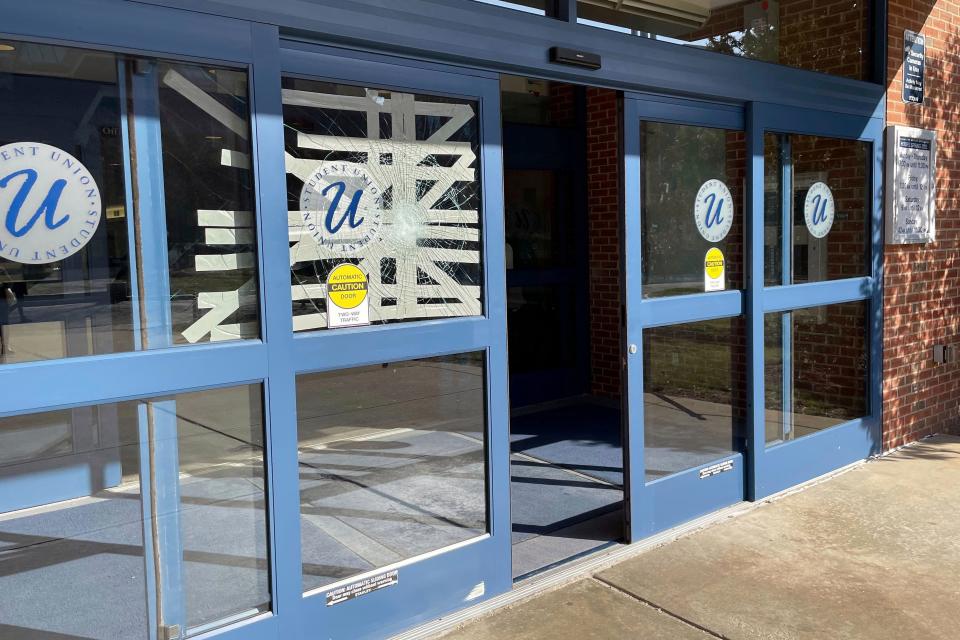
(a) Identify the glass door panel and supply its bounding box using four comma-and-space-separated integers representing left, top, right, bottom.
623, 96, 747, 538
274, 44, 509, 640
751, 105, 882, 498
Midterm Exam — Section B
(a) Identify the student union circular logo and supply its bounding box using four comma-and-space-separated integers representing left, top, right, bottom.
0, 142, 102, 265
300, 162, 384, 255
804, 181, 835, 239
694, 179, 734, 243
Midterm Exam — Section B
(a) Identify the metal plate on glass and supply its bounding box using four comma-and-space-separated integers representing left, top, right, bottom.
326, 570, 399, 606
699, 459, 734, 479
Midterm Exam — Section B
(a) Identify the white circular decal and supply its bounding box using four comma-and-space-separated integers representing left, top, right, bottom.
804, 181, 835, 238
299, 163, 384, 255
694, 179, 734, 243
0, 142, 102, 265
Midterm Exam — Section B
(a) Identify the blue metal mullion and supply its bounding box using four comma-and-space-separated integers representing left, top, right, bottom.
636, 290, 743, 327
621, 96, 649, 540
250, 22, 302, 638
129, 59, 187, 636
136, 403, 161, 640
762, 277, 874, 312
118, 60, 144, 350
746, 103, 766, 501
780, 135, 792, 442
470, 71, 513, 593
867, 118, 884, 454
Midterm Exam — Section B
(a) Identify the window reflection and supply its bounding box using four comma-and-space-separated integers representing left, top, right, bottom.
641, 122, 745, 297
0, 41, 260, 366
643, 317, 747, 480
765, 301, 869, 444
764, 134, 870, 286
0, 43, 132, 363
0, 385, 271, 638
576, 0, 872, 82
296, 353, 488, 593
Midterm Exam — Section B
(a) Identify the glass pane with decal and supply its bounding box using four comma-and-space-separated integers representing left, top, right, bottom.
282, 77, 483, 331
0, 40, 260, 366
156, 62, 260, 345
296, 352, 488, 593
640, 121, 745, 298
0, 42, 132, 364
0, 384, 271, 638
763, 134, 871, 286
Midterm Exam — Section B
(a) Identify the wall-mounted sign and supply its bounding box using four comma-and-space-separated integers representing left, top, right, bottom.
0, 142, 102, 264
885, 125, 936, 244
326, 263, 370, 329
803, 181, 835, 238
694, 179, 733, 243
704, 247, 725, 292
903, 30, 925, 104
300, 162, 384, 255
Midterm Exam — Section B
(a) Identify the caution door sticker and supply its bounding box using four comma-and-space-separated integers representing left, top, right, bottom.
704, 247, 725, 292
327, 263, 370, 329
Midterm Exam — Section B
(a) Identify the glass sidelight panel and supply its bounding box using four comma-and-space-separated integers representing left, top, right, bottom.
763, 133, 870, 285
156, 62, 260, 344
282, 77, 483, 332
765, 301, 869, 445
642, 317, 747, 481
0, 40, 260, 365
641, 122, 745, 297
0, 385, 270, 638
296, 352, 488, 593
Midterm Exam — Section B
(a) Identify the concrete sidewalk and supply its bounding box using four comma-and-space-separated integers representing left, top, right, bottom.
442, 435, 960, 640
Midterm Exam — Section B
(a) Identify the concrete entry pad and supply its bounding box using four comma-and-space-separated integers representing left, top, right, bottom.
444, 579, 711, 640
440, 436, 960, 640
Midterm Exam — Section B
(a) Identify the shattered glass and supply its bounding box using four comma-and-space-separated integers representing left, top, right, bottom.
282, 78, 483, 331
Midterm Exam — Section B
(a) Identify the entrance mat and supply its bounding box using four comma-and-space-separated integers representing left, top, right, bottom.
510, 401, 623, 486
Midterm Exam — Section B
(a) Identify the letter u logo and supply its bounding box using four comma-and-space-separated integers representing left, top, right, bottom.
0, 169, 71, 238
322, 181, 365, 234
810, 194, 828, 225
703, 192, 725, 228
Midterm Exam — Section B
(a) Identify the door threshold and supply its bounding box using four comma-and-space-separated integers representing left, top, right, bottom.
389, 501, 752, 640
391, 455, 868, 640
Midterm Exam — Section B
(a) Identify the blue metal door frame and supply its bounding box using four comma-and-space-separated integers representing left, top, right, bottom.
259, 39, 512, 640
622, 95, 884, 540
622, 94, 748, 539
746, 103, 884, 499
0, 0, 886, 638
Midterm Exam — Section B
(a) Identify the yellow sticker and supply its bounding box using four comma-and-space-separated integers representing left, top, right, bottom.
327, 263, 368, 310
704, 247, 725, 292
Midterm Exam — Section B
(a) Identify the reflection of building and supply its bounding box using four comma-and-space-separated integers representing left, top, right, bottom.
0, 1, 956, 639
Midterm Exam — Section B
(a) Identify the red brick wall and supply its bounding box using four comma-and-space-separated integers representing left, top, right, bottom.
586, 88, 622, 398
883, 0, 960, 449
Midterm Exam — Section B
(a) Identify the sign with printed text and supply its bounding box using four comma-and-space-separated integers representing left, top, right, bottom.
903, 30, 925, 104
327, 263, 370, 328
885, 125, 936, 244
0, 142, 102, 264
326, 570, 398, 606
704, 247, 725, 292
694, 179, 733, 243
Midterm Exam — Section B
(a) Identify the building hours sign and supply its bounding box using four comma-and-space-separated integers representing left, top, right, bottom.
885, 126, 936, 244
